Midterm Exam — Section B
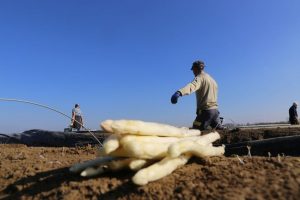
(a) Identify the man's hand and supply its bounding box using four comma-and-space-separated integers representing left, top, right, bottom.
171, 91, 181, 104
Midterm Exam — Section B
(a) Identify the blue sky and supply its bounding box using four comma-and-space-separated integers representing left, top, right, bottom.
1, 0, 300, 133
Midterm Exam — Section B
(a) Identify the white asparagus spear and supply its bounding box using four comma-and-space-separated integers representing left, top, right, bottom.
69, 156, 118, 173
119, 132, 220, 147
97, 147, 130, 158
98, 146, 159, 159
102, 135, 180, 158
117, 132, 219, 159
98, 132, 220, 159
167, 132, 221, 158
81, 158, 134, 177
121, 140, 169, 159
103, 134, 121, 154
132, 154, 191, 185
129, 159, 149, 171
120, 135, 180, 144
194, 132, 220, 146
100, 144, 166, 159
108, 158, 133, 171
101, 119, 201, 137
81, 166, 107, 177
191, 145, 225, 158
101, 119, 114, 133
168, 141, 225, 158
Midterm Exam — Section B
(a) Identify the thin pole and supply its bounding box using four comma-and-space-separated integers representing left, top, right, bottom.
0, 98, 103, 146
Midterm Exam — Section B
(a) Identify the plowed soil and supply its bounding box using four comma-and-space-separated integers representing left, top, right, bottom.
1, 128, 300, 200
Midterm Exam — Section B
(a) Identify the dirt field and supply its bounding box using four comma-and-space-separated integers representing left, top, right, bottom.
1, 128, 300, 200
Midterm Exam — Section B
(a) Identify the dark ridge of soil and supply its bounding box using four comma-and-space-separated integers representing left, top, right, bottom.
0, 129, 106, 147
216, 127, 300, 144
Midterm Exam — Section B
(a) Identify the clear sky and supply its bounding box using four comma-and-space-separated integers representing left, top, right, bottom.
1, 0, 300, 133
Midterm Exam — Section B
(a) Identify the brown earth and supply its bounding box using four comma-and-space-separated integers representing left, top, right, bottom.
1, 128, 300, 200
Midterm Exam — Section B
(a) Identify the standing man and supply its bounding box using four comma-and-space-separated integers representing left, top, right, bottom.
71, 104, 84, 131
289, 102, 299, 125
171, 60, 222, 130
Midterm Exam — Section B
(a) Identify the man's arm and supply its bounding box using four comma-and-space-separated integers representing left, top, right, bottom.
171, 76, 202, 104
178, 77, 202, 96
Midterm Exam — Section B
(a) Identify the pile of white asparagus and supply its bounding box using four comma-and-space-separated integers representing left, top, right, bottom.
70, 120, 225, 185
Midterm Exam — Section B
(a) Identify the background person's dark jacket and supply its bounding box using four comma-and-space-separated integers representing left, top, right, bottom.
289, 105, 299, 124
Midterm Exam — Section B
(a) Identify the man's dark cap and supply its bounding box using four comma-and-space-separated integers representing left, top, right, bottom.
191, 60, 205, 70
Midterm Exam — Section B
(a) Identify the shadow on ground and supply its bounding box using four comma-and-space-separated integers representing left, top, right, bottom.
1, 166, 143, 199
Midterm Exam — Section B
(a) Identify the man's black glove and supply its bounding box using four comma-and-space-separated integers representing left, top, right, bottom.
171, 91, 181, 104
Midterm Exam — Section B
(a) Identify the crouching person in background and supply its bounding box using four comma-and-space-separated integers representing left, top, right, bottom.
289, 102, 299, 125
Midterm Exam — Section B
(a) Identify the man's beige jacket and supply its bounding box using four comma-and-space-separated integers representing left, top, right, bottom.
178, 72, 218, 111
